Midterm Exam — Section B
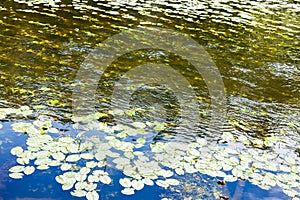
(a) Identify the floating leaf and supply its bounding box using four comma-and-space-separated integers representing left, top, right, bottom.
224, 175, 237, 182
121, 187, 135, 195
88, 175, 99, 183
156, 180, 169, 188
37, 164, 49, 170
75, 173, 87, 182
222, 132, 235, 141
52, 152, 65, 161
165, 178, 180, 186
80, 167, 91, 175
196, 138, 207, 146
175, 168, 185, 175
9, 165, 25, 173
142, 178, 154, 186
71, 189, 87, 197
136, 138, 146, 145
62, 183, 75, 191
9, 172, 24, 179
66, 154, 81, 162
119, 178, 132, 188
11, 146, 24, 156
48, 127, 59, 133
132, 122, 146, 129
86, 161, 98, 168
132, 179, 144, 190
61, 163, 72, 171
16, 157, 30, 165
24, 166, 35, 175
80, 153, 94, 160
99, 175, 112, 184
86, 190, 99, 200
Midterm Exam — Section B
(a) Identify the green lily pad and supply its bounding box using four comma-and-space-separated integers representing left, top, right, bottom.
86, 190, 99, 200
121, 187, 135, 195
24, 166, 35, 175
9, 165, 25, 173
119, 178, 132, 188
9, 172, 24, 179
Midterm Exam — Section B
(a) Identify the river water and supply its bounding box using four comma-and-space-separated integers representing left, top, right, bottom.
0, 0, 299, 199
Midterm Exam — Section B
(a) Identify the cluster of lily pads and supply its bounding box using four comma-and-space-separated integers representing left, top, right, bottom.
4, 106, 300, 199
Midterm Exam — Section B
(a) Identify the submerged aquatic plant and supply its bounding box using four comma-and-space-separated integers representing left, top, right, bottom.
4, 106, 300, 199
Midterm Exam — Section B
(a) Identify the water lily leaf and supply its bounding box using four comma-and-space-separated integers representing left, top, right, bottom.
224, 175, 237, 182
175, 168, 185, 175
112, 157, 131, 166
50, 157, 63, 165
95, 152, 106, 161
9, 172, 24, 179
106, 151, 120, 158
196, 138, 207, 146
67, 144, 80, 153
62, 183, 75, 191
124, 151, 134, 159
121, 187, 135, 195
16, 157, 30, 165
9, 165, 25, 173
237, 135, 249, 144
156, 180, 169, 188
99, 175, 112, 184
214, 170, 226, 178
61, 163, 72, 171
109, 109, 124, 116
132, 179, 144, 190
132, 122, 146, 129
119, 178, 132, 188
86, 190, 99, 200
24, 166, 35, 175
86, 161, 98, 169
222, 132, 235, 141
279, 164, 291, 172
160, 170, 173, 178
75, 181, 89, 190
11, 146, 24, 156
153, 122, 165, 132
142, 178, 154, 186
56, 175, 65, 184
136, 138, 146, 145
80, 153, 94, 160
79, 167, 90, 175
66, 154, 81, 162
165, 178, 180, 186
116, 131, 127, 138
37, 164, 49, 170
71, 189, 87, 197
34, 157, 51, 166
48, 127, 59, 133
283, 189, 299, 197
52, 152, 65, 161
59, 137, 75, 144
88, 175, 99, 183
75, 173, 87, 182
188, 148, 200, 157
232, 168, 243, 177
85, 183, 98, 191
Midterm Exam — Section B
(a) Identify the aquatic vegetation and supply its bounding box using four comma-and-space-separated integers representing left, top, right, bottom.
4, 107, 300, 199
